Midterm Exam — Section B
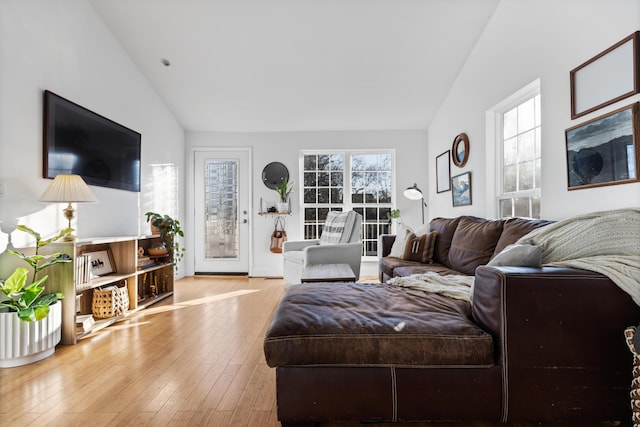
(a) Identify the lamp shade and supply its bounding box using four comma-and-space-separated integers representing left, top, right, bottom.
39, 174, 98, 203
403, 183, 423, 201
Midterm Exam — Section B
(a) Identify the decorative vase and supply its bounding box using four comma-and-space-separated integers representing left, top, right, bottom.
0, 300, 62, 368
277, 201, 289, 213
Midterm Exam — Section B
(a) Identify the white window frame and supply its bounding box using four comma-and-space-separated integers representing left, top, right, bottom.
486, 79, 541, 219
299, 149, 396, 261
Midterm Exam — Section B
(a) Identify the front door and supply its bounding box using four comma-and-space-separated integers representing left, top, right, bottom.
194, 149, 251, 274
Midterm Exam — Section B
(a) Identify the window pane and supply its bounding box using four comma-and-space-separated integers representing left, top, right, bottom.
331, 188, 343, 204
378, 153, 391, 170
330, 154, 344, 171
534, 94, 541, 127
499, 198, 513, 218
518, 97, 535, 132
304, 188, 316, 203
304, 155, 316, 170
513, 197, 530, 217
304, 172, 316, 187
518, 130, 535, 162
331, 172, 343, 187
318, 172, 330, 186
352, 154, 365, 171
318, 188, 329, 203
518, 160, 534, 191
504, 165, 517, 192
504, 137, 517, 166
318, 155, 331, 170
504, 107, 517, 139
352, 191, 364, 203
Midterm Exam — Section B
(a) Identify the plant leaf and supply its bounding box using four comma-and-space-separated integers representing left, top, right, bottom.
32, 305, 50, 321
17, 308, 36, 322
2, 267, 29, 294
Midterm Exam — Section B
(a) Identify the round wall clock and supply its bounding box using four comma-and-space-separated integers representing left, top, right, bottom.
452, 133, 470, 167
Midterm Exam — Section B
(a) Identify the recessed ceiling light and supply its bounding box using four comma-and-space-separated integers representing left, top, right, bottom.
161, 58, 171, 67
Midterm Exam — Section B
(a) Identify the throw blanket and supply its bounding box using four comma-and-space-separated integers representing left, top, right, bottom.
388, 272, 474, 302
517, 208, 640, 306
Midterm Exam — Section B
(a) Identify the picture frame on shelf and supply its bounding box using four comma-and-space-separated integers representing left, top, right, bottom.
565, 102, 639, 190
84, 248, 116, 277
570, 31, 639, 119
452, 172, 472, 207
436, 150, 451, 193
452, 133, 469, 167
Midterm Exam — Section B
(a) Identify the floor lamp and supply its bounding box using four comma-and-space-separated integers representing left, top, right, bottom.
39, 174, 98, 240
403, 183, 428, 224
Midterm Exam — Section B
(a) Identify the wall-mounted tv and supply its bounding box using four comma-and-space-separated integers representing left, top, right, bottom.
43, 90, 141, 192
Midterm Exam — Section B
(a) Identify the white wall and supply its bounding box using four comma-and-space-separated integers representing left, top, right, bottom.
428, 0, 640, 221
0, 0, 185, 253
185, 130, 428, 277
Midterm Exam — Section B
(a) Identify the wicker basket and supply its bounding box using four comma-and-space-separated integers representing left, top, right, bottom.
92, 283, 129, 319
624, 325, 640, 426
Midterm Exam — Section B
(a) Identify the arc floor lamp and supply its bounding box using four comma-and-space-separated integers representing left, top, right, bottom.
403, 183, 428, 224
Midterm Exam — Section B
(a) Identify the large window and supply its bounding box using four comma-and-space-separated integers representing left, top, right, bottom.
493, 82, 541, 218
302, 151, 394, 257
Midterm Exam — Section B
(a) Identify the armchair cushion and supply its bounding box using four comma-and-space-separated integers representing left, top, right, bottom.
320, 211, 358, 244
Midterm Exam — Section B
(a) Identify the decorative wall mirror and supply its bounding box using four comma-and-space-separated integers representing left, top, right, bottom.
452, 133, 470, 167
262, 162, 289, 189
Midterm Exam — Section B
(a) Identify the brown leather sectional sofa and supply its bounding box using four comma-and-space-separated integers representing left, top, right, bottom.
264, 216, 640, 424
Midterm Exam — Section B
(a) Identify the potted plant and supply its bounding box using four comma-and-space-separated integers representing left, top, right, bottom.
275, 178, 293, 213
144, 212, 185, 272
0, 225, 73, 367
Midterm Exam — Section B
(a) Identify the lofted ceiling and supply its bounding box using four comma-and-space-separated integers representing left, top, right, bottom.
89, 0, 500, 132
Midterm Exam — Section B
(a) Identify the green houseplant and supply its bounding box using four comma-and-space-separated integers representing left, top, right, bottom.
1, 225, 72, 322
144, 212, 185, 271
274, 178, 293, 213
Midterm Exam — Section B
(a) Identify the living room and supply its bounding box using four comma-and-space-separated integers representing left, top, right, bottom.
1, 0, 640, 425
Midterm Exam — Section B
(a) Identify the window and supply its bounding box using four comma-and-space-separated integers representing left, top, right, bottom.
492, 81, 541, 218
301, 151, 394, 257
150, 163, 180, 218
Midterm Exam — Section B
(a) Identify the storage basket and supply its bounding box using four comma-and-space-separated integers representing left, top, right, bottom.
624, 325, 640, 426
92, 283, 129, 319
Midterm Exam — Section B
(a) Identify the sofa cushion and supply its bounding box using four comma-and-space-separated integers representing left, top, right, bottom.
448, 217, 505, 275
401, 231, 437, 263
388, 225, 412, 258
487, 243, 542, 267
264, 282, 494, 367
394, 263, 464, 278
492, 217, 553, 257
429, 217, 461, 268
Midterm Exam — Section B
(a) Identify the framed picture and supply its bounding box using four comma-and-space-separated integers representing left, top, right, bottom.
84, 248, 116, 277
452, 133, 469, 167
565, 102, 639, 190
570, 31, 639, 119
451, 172, 472, 207
436, 150, 451, 193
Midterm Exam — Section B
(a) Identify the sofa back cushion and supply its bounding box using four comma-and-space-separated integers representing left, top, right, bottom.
492, 217, 553, 257
448, 216, 505, 275
429, 217, 461, 268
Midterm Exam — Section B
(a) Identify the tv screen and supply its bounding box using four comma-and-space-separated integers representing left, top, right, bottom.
43, 90, 141, 192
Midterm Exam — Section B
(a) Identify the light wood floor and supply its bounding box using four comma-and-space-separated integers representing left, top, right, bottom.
0, 276, 624, 427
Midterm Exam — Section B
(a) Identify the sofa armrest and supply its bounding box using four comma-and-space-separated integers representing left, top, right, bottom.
379, 234, 396, 258
473, 265, 639, 366
472, 265, 640, 419
283, 239, 320, 253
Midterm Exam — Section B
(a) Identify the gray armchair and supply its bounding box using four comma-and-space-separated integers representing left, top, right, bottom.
282, 210, 363, 284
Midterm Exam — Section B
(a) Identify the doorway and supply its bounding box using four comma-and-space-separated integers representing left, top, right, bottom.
194, 149, 251, 274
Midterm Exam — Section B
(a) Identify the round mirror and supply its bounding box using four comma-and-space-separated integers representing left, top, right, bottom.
262, 162, 289, 189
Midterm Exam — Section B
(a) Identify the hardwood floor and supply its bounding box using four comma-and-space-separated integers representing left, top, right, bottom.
0, 276, 622, 426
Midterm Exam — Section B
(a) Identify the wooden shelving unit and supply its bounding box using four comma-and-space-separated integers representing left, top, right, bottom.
46, 235, 174, 345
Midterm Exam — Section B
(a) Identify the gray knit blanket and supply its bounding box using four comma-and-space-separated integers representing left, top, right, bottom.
517, 208, 640, 306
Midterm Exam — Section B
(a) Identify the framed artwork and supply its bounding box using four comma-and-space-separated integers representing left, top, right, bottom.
452, 133, 469, 167
570, 31, 639, 119
451, 172, 472, 207
436, 150, 451, 193
84, 248, 116, 277
565, 102, 639, 190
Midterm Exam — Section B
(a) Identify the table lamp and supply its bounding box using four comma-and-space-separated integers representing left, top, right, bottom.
39, 174, 98, 240
403, 183, 428, 224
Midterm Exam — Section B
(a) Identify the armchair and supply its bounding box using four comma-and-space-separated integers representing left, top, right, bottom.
282, 210, 363, 284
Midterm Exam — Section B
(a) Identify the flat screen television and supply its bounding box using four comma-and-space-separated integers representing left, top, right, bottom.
43, 90, 141, 192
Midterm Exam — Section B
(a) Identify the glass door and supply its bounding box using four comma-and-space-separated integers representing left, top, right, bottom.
194, 149, 250, 273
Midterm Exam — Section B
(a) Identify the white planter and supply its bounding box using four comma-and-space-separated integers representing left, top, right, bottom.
277, 202, 289, 213
0, 301, 62, 368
